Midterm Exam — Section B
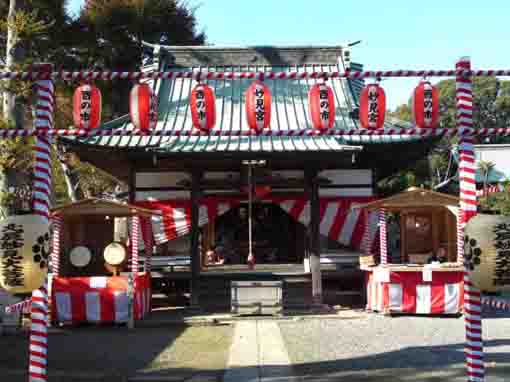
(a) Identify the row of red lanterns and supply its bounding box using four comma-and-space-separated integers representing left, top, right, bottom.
72, 80, 440, 131
73, 83, 157, 131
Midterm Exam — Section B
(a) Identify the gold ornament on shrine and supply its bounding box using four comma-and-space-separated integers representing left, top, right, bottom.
464, 214, 510, 292
0, 215, 51, 294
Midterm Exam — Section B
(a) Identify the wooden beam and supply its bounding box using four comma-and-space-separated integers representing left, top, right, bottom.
190, 170, 202, 307
306, 167, 322, 305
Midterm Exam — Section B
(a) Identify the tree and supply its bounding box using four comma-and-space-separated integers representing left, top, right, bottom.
385, 77, 510, 195
78, 0, 205, 117
0, 0, 207, 208
0, 1, 71, 216
478, 160, 495, 203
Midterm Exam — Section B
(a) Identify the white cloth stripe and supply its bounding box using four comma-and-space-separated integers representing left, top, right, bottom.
55, 292, 72, 321
172, 207, 188, 234
416, 285, 431, 314
388, 283, 403, 311
444, 283, 460, 314
85, 292, 101, 322
339, 208, 360, 245
114, 292, 128, 323
319, 202, 339, 237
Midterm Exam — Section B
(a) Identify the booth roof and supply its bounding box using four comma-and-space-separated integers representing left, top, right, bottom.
352, 187, 460, 211
61, 45, 427, 154
51, 198, 160, 218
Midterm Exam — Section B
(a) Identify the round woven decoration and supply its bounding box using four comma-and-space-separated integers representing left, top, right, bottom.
69, 246, 92, 268
104, 242, 127, 266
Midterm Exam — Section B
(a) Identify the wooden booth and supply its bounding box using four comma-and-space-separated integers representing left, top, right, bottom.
359, 187, 464, 315
49, 198, 157, 325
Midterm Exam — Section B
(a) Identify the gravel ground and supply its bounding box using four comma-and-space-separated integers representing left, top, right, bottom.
0, 324, 233, 382
279, 309, 510, 382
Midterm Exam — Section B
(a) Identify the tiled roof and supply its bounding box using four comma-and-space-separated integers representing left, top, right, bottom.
63, 45, 424, 153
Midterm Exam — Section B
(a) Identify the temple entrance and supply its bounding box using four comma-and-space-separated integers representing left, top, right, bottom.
208, 203, 306, 265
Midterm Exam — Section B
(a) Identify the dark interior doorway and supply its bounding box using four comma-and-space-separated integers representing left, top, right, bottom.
214, 203, 306, 264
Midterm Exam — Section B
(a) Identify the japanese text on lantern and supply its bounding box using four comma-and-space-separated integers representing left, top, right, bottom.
319, 87, 329, 122
368, 86, 378, 126
493, 223, 510, 286
423, 86, 433, 124
1, 223, 24, 287
80, 90, 92, 122
255, 87, 265, 121
150, 93, 158, 126
196, 88, 206, 122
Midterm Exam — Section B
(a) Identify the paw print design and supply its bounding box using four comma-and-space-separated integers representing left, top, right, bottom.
464, 235, 482, 271
33, 232, 51, 269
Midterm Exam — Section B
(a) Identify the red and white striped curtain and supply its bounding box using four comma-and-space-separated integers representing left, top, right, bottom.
136, 196, 379, 251
476, 183, 507, 197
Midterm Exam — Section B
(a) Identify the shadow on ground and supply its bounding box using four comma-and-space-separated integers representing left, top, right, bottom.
0, 323, 232, 382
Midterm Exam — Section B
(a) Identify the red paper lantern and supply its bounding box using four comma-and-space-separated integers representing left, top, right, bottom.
359, 84, 386, 129
245, 81, 271, 131
413, 81, 439, 128
190, 84, 216, 132
308, 83, 335, 130
73, 84, 102, 130
130, 83, 157, 132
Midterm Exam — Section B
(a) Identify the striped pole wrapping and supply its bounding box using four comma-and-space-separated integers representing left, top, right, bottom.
29, 67, 54, 382
457, 209, 464, 264
481, 297, 510, 311
1, 68, 510, 81
143, 218, 153, 274
379, 209, 388, 265
6, 127, 510, 139
32, 79, 54, 220
5, 298, 32, 314
7, 127, 510, 139
50, 214, 62, 276
457, 57, 484, 382
29, 284, 48, 382
131, 216, 140, 276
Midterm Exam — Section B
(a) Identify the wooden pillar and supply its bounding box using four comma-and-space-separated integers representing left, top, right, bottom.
306, 168, 322, 305
190, 171, 201, 307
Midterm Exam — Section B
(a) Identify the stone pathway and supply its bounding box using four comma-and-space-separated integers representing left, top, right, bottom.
224, 320, 297, 382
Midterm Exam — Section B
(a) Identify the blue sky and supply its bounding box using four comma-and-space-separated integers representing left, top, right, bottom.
68, 0, 509, 110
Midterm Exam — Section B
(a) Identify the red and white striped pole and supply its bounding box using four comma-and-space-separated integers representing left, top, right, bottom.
131, 216, 140, 276
142, 218, 153, 274
379, 209, 388, 265
142, 217, 153, 313
50, 214, 62, 276
29, 286, 49, 382
457, 57, 485, 382
457, 209, 464, 264
127, 216, 140, 328
30, 63, 54, 382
